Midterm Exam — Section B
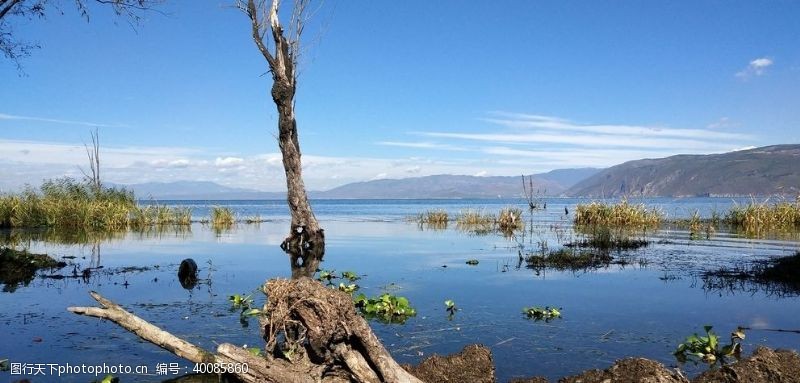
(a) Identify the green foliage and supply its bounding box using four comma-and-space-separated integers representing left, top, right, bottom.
674, 326, 745, 364
0, 358, 9, 372
316, 269, 337, 283
354, 293, 417, 324
523, 306, 562, 321
228, 293, 253, 308
247, 347, 263, 356
0, 177, 193, 231
465, 259, 479, 265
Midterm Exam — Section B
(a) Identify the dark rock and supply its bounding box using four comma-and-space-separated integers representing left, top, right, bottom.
178, 258, 198, 290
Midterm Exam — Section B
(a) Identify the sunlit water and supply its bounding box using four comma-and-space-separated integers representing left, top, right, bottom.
1, 198, 799, 382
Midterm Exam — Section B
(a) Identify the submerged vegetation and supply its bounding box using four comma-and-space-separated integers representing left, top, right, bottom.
525, 248, 613, 271
574, 200, 662, 228
0, 247, 66, 292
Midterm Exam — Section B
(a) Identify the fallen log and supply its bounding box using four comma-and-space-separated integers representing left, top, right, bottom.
68, 277, 425, 383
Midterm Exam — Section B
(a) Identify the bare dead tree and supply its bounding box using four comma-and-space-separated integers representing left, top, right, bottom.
237, 0, 324, 254
80, 128, 101, 192
0, 0, 162, 71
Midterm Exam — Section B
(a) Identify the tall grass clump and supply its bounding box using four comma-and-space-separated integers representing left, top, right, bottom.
0, 178, 193, 231
574, 200, 662, 228
417, 209, 449, 224
725, 198, 800, 234
455, 209, 495, 226
497, 207, 523, 231
211, 206, 236, 227
0, 178, 136, 230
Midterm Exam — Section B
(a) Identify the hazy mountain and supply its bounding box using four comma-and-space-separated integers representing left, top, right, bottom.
315, 174, 565, 199
566, 145, 800, 197
116, 181, 285, 200
534, 168, 602, 190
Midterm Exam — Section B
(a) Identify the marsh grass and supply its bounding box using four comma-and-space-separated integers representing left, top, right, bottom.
412, 209, 449, 225
211, 206, 236, 228
574, 200, 662, 228
725, 199, 800, 235
0, 178, 193, 231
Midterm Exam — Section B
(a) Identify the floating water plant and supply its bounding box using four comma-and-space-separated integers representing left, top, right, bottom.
674, 325, 745, 363
229, 293, 254, 309
353, 293, 417, 324
445, 299, 458, 319
316, 269, 337, 283
338, 282, 359, 294
523, 306, 562, 321
465, 259, 479, 265
341, 271, 360, 282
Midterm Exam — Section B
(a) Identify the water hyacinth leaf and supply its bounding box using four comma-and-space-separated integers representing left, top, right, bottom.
242, 308, 261, 317
247, 347, 262, 356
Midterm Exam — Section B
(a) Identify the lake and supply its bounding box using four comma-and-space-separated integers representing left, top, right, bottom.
1, 198, 799, 382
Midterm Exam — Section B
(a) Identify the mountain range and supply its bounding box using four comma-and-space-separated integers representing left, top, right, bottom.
566, 144, 800, 197
122, 168, 599, 200
120, 144, 800, 199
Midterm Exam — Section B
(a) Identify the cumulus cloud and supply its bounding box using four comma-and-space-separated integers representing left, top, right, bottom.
215, 157, 245, 167
736, 57, 773, 78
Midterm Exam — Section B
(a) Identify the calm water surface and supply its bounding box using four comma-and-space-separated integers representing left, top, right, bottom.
1, 198, 799, 382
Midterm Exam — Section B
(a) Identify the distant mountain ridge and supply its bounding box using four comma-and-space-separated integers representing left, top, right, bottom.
566, 145, 800, 197
119, 168, 601, 200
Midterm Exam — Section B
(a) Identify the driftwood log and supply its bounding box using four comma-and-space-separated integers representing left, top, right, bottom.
68, 277, 427, 383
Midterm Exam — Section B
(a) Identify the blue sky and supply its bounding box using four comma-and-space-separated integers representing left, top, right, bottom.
1, 1, 799, 191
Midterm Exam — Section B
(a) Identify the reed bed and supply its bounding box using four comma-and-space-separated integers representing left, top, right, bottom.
211, 206, 236, 227
415, 209, 449, 224
0, 178, 192, 231
725, 199, 800, 233
455, 209, 495, 226
574, 200, 662, 228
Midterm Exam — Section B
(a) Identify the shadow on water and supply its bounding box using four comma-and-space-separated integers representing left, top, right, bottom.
700, 252, 800, 297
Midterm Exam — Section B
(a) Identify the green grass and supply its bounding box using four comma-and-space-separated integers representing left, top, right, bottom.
455, 209, 495, 226
0, 177, 192, 231
574, 200, 662, 228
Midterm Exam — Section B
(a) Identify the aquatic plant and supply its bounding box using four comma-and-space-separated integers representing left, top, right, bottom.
674, 326, 745, 363
523, 306, 561, 321
244, 214, 263, 224
568, 226, 649, 251
465, 259, 479, 265
338, 282, 359, 294
525, 248, 612, 271
417, 209, 449, 224
497, 207, 524, 231
574, 200, 662, 228
445, 299, 458, 319
341, 271, 360, 282
211, 206, 235, 227
316, 269, 337, 283
725, 199, 800, 235
455, 209, 496, 226
353, 293, 417, 324
229, 293, 254, 309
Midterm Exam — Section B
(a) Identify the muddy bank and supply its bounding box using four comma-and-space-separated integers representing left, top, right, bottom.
410, 345, 800, 383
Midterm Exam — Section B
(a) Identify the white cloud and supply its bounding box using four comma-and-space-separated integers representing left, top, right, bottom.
473, 170, 487, 177
0, 113, 125, 128
215, 157, 245, 167
736, 57, 773, 78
